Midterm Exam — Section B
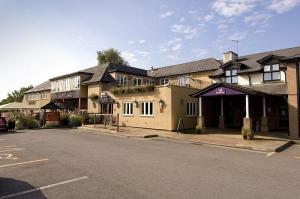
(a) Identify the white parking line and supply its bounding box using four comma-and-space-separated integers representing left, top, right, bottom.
0, 148, 24, 153
0, 176, 88, 199
0, 145, 17, 148
295, 156, 300, 159
0, 159, 49, 168
266, 152, 276, 157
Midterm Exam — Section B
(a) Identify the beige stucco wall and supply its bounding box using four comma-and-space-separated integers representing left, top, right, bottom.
110, 85, 198, 131
170, 86, 198, 130
22, 90, 51, 108
87, 84, 101, 113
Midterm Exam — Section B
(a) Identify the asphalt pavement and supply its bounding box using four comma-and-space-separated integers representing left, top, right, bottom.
0, 129, 299, 199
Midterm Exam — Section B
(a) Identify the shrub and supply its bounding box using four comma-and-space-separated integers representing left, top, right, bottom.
60, 115, 70, 127
7, 119, 16, 131
69, 115, 82, 127
16, 115, 38, 130
27, 117, 38, 129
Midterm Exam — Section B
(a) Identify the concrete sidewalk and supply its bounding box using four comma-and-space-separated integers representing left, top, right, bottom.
77, 125, 293, 152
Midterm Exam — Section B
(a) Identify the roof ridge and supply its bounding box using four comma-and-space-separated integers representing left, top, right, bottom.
239, 45, 300, 58
150, 57, 217, 71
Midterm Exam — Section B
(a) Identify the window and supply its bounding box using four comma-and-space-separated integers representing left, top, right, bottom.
225, 69, 238, 84
160, 78, 169, 85
187, 102, 197, 116
132, 77, 142, 86
41, 93, 47, 100
74, 76, 80, 89
141, 102, 153, 116
123, 102, 133, 116
178, 76, 189, 86
263, 64, 280, 81
116, 75, 127, 86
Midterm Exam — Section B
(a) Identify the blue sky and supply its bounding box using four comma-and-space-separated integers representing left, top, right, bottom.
0, 0, 300, 99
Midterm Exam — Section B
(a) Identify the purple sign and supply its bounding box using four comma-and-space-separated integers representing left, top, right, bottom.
202, 86, 245, 96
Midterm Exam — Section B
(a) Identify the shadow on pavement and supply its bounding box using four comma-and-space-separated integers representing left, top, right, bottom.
0, 177, 47, 199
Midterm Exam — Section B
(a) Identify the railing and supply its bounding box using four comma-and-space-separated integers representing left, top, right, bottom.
82, 113, 119, 132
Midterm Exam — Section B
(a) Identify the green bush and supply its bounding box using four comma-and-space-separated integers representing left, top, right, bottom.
16, 115, 38, 130
7, 119, 16, 131
60, 115, 70, 127
69, 115, 82, 127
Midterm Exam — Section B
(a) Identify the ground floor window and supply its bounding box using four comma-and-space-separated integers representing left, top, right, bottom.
141, 102, 153, 116
187, 102, 196, 116
101, 103, 113, 114
123, 102, 133, 116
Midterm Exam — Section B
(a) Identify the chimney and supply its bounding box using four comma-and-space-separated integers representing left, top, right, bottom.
222, 51, 238, 63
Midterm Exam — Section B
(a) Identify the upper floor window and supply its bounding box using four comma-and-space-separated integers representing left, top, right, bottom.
74, 76, 80, 89
225, 69, 238, 84
263, 64, 280, 81
41, 93, 47, 100
160, 78, 169, 85
132, 77, 142, 86
116, 75, 127, 86
178, 75, 189, 86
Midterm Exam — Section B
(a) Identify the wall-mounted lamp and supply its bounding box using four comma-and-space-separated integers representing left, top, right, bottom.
134, 100, 139, 108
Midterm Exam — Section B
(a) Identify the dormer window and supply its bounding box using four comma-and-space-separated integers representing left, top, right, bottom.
263, 64, 280, 81
225, 69, 238, 84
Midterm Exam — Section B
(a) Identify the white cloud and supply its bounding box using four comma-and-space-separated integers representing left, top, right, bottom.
171, 24, 199, 39
203, 14, 215, 22
217, 23, 228, 31
229, 31, 247, 40
167, 54, 178, 60
135, 50, 150, 57
192, 49, 208, 58
212, 0, 257, 17
128, 40, 134, 45
172, 43, 182, 51
244, 13, 272, 26
180, 17, 185, 22
138, 39, 146, 44
121, 51, 137, 63
268, 0, 300, 13
160, 11, 174, 18
167, 37, 182, 45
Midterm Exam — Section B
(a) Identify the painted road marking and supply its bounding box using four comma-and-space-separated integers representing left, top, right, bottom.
0, 159, 49, 168
295, 156, 300, 159
0, 176, 88, 199
266, 152, 276, 157
0, 154, 18, 160
0, 148, 24, 153
0, 145, 17, 148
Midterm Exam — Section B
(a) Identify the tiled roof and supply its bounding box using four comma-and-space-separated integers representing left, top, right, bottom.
147, 58, 221, 77
107, 63, 148, 76
211, 45, 300, 77
81, 63, 115, 85
25, 81, 51, 93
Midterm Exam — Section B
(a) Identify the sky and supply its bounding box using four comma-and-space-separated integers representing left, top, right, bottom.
0, 0, 300, 100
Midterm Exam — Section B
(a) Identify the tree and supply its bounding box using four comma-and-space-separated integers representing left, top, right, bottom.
97, 48, 128, 65
0, 85, 33, 105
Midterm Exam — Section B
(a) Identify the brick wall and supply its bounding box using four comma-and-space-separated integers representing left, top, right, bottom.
287, 62, 299, 138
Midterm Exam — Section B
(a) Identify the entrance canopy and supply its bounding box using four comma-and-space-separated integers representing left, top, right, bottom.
191, 83, 269, 97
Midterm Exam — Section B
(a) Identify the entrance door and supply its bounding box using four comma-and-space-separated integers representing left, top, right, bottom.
224, 96, 244, 128
100, 103, 113, 114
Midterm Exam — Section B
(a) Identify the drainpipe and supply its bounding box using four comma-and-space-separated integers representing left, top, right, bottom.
247, 74, 252, 86
284, 70, 287, 83
297, 60, 300, 137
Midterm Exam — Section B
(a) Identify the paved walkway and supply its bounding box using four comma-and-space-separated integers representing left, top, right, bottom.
78, 125, 294, 152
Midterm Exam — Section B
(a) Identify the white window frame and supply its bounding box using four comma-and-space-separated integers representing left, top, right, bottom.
123, 102, 134, 116
160, 78, 169, 85
263, 64, 281, 81
133, 77, 142, 86
74, 76, 80, 89
41, 93, 47, 100
141, 101, 153, 116
225, 69, 238, 84
178, 75, 189, 86
187, 102, 197, 117
116, 75, 128, 86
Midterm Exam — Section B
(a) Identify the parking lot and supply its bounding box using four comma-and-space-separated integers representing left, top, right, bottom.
0, 129, 300, 199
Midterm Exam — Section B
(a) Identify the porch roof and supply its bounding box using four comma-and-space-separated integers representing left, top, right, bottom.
191, 83, 283, 97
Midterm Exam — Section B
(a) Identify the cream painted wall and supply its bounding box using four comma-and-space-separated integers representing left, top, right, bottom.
109, 85, 199, 131
22, 90, 51, 108
87, 84, 101, 113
